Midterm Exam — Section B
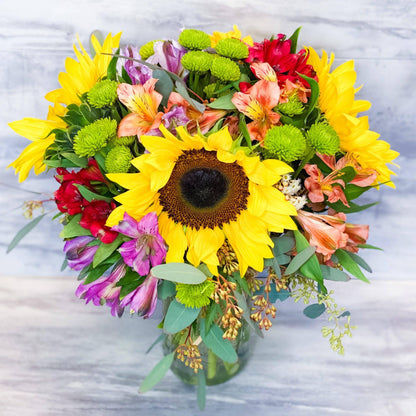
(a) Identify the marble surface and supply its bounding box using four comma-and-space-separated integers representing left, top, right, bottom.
0, 1, 415, 414
0, 275, 415, 416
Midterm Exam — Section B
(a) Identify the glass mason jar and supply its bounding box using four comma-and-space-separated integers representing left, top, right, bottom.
162, 299, 255, 386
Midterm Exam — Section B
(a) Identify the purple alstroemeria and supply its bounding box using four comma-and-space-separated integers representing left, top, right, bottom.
120, 272, 158, 319
75, 262, 126, 317
64, 236, 98, 271
119, 45, 153, 85
162, 106, 190, 134
111, 212, 166, 276
148, 40, 187, 76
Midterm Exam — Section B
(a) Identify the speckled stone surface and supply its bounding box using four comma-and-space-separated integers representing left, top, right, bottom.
0, 0, 415, 414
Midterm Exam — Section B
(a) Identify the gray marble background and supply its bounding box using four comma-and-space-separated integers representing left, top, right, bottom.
0, 0, 415, 415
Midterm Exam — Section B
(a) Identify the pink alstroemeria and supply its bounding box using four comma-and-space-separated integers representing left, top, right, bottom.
111, 212, 166, 276
344, 222, 369, 254
231, 79, 281, 144
296, 210, 349, 262
117, 79, 164, 138
75, 263, 127, 317
120, 272, 158, 319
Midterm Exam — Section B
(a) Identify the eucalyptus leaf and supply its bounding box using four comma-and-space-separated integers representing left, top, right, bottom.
7, 214, 46, 253
284, 245, 316, 276
157, 280, 176, 300
197, 370, 206, 411
139, 352, 175, 393
174, 81, 206, 113
200, 319, 238, 363
320, 265, 350, 282
272, 233, 295, 255
163, 299, 201, 334
335, 249, 370, 283
151, 263, 207, 284
233, 290, 264, 337
207, 93, 236, 110
146, 333, 167, 354
303, 303, 326, 319
344, 251, 372, 273
153, 69, 174, 107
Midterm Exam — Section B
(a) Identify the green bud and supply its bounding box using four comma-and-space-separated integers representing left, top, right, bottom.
215, 38, 249, 59
105, 145, 133, 173
178, 29, 211, 50
73, 118, 117, 157
210, 56, 240, 82
263, 125, 307, 162
306, 123, 340, 155
87, 79, 119, 108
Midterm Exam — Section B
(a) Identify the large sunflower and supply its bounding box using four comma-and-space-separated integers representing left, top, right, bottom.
106, 126, 297, 276
9, 32, 121, 182
307, 47, 399, 187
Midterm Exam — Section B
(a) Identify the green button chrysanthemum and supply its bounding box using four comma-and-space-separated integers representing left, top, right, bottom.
181, 51, 213, 73
306, 123, 340, 155
111, 135, 136, 146
105, 145, 133, 173
87, 79, 119, 108
263, 125, 307, 162
210, 56, 241, 82
178, 29, 211, 50
215, 38, 249, 59
139, 40, 161, 60
176, 280, 215, 309
73, 118, 117, 157
276, 94, 304, 117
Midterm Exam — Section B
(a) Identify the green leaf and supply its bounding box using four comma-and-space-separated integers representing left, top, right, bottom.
151, 263, 207, 284
204, 302, 221, 334
107, 47, 119, 80
84, 262, 112, 284
288, 27, 302, 53
344, 183, 371, 200
146, 333, 167, 354
175, 81, 206, 113
200, 319, 238, 363
93, 234, 124, 267
272, 233, 295, 255
337, 166, 357, 185
335, 249, 370, 283
233, 290, 264, 338
157, 280, 176, 300
293, 230, 326, 293
284, 245, 316, 276
61, 152, 88, 168
320, 265, 350, 282
139, 352, 175, 393
344, 251, 372, 273
303, 303, 326, 319
59, 214, 92, 239
7, 214, 47, 253
327, 200, 378, 214
197, 370, 206, 411
197, 263, 213, 277
231, 271, 250, 295
61, 257, 68, 272
238, 113, 253, 149
207, 93, 236, 110
120, 280, 143, 298
74, 184, 113, 203
298, 73, 319, 120
153, 69, 174, 107
356, 243, 383, 251
163, 299, 201, 334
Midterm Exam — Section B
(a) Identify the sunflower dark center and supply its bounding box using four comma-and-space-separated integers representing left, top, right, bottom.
180, 168, 229, 209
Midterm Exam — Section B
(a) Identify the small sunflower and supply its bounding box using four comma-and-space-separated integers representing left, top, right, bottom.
106, 126, 297, 276
307, 47, 399, 187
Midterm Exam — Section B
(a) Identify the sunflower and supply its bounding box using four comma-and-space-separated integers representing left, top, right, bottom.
106, 126, 297, 276
9, 32, 121, 182
307, 47, 399, 187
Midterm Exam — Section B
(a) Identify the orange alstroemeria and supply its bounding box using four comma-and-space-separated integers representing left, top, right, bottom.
117, 79, 164, 138
167, 92, 226, 134
296, 210, 348, 262
231, 79, 281, 144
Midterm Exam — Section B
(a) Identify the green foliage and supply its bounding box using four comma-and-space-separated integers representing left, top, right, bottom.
59, 214, 91, 239
107, 48, 119, 80
207, 93, 236, 110
303, 303, 326, 319
335, 249, 370, 282
197, 369, 206, 410
233, 289, 263, 338
74, 184, 113, 203
93, 234, 124, 268
288, 27, 302, 53
153, 69, 174, 107
157, 280, 176, 300
204, 302, 222, 334
284, 245, 316, 276
139, 352, 175, 393
320, 265, 350, 281
163, 299, 201, 334
151, 263, 207, 284
199, 319, 238, 363
145, 333, 167, 354
327, 200, 378, 214
7, 214, 46, 253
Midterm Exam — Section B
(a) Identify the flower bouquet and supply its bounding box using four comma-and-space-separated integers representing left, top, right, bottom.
8, 26, 398, 408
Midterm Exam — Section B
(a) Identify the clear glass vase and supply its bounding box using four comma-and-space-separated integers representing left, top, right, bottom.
162, 308, 254, 386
